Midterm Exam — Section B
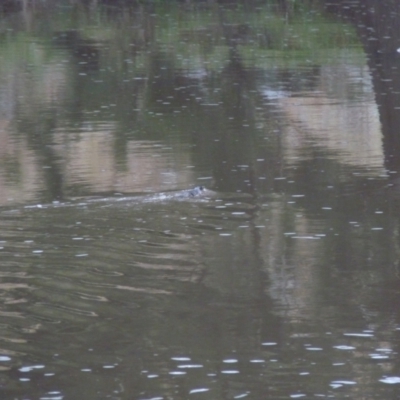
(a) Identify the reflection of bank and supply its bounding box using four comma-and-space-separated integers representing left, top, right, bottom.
250, 197, 322, 322
0, 125, 198, 207
255, 62, 386, 321
55, 131, 196, 194
326, 0, 400, 174
0, 126, 41, 205
263, 64, 385, 175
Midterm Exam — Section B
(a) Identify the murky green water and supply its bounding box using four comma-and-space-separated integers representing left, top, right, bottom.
0, 1, 400, 399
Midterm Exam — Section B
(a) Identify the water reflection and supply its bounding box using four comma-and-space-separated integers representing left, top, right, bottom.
1, 1, 400, 399
277, 64, 383, 171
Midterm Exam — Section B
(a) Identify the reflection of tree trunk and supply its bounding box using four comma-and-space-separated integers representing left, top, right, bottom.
21, 112, 64, 201
213, 22, 259, 193
373, 54, 400, 174
325, 0, 400, 173
37, 117, 64, 201
41, 144, 64, 201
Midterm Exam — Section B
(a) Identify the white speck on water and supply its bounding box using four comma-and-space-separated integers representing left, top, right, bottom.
370, 354, 389, 359
305, 347, 323, 351
140, 397, 163, 400
189, 388, 210, 394
292, 236, 320, 240
19, 365, 45, 372
334, 345, 356, 350
234, 393, 249, 399
330, 380, 357, 387
379, 376, 400, 384
344, 333, 374, 337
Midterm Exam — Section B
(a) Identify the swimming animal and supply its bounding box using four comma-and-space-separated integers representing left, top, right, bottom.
139, 186, 213, 202
23, 186, 213, 211
177, 186, 207, 198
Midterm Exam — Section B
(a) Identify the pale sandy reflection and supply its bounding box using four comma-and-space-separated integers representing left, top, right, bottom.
0, 125, 197, 206
0, 56, 196, 205
254, 63, 386, 319
252, 201, 322, 319
0, 129, 42, 205
58, 131, 196, 194
277, 65, 385, 174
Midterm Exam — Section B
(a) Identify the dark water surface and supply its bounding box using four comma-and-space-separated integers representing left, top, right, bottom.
1, 1, 400, 399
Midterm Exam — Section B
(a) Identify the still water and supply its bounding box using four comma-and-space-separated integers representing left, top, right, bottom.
1, 1, 400, 399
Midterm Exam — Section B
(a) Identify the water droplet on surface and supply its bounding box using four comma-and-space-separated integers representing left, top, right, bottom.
331, 380, 357, 386
305, 347, 323, 351
171, 357, 191, 361
177, 364, 203, 369
343, 333, 374, 337
333, 345, 356, 350
380, 377, 400, 384
189, 388, 210, 394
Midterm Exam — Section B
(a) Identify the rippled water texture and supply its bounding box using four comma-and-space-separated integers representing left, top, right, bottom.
1, 1, 400, 399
